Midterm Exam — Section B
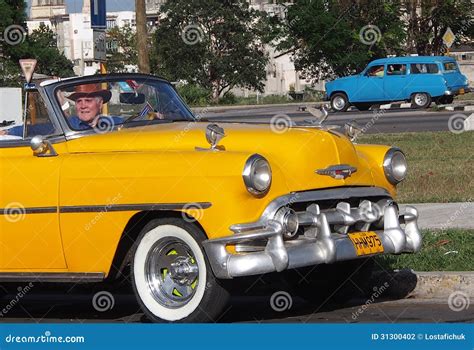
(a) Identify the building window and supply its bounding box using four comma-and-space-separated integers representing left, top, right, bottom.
107, 19, 117, 29
106, 41, 118, 52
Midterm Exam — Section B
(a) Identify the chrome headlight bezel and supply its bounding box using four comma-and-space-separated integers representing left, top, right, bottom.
383, 148, 407, 185
242, 154, 272, 196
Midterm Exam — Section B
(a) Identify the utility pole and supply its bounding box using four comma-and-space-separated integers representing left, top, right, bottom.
136, 0, 150, 73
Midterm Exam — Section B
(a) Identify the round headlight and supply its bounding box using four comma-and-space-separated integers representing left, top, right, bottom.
383, 148, 407, 185
243, 154, 272, 196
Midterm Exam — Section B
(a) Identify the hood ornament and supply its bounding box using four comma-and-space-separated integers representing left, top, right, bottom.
307, 104, 329, 124
316, 164, 357, 179
196, 123, 226, 151
344, 120, 363, 141
293, 105, 334, 128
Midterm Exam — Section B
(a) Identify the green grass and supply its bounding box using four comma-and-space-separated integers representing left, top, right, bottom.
376, 229, 474, 271
358, 131, 474, 203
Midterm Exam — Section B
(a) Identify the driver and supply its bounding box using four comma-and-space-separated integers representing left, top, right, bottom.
67, 83, 122, 130
0, 83, 122, 137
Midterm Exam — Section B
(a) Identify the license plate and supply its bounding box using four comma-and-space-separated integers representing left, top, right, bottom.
348, 231, 384, 256
459, 88, 465, 94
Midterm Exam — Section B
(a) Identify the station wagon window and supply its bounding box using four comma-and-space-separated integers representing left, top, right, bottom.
57, 79, 194, 132
443, 62, 459, 71
0, 91, 59, 141
366, 65, 385, 77
410, 63, 439, 74
387, 64, 407, 75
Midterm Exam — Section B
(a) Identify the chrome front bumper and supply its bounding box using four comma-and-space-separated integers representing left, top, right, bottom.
203, 187, 422, 279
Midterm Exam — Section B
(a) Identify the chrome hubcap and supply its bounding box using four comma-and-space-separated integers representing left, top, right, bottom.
333, 96, 346, 110
414, 93, 427, 106
145, 238, 199, 308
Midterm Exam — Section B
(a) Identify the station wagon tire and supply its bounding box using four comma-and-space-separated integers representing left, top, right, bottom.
435, 96, 454, 105
411, 92, 431, 109
330, 93, 350, 112
132, 218, 229, 323
353, 103, 371, 111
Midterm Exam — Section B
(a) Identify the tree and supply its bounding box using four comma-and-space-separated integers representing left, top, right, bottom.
153, 0, 271, 102
0, 0, 27, 86
404, 0, 474, 55
136, 0, 150, 73
277, 0, 406, 81
22, 24, 74, 77
106, 25, 138, 73
0, 1, 74, 86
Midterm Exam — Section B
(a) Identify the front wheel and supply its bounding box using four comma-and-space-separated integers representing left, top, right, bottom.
330, 93, 350, 112
132, 218, 229, 322
411, 92, 431, 109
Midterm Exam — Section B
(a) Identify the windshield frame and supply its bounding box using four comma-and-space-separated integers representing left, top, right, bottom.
44, 74, 196, 140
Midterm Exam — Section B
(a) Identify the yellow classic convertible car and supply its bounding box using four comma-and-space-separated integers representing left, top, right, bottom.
0, 73, 421, 322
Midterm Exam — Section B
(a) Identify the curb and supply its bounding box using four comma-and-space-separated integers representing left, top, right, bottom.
373, 269, 474, 299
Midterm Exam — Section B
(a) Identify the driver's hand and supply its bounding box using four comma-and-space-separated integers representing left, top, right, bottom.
0, 130, 7, 136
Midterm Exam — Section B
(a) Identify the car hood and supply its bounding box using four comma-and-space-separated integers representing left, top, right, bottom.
65, 121, 386, 191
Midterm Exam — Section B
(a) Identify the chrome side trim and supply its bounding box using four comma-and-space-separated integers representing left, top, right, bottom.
59, 202, 212, 213
0, 207, 57, 214
0, 272, 104, 282
1, 203, 212, 215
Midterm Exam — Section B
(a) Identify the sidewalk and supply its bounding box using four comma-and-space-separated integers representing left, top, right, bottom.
400, 202, 473, 230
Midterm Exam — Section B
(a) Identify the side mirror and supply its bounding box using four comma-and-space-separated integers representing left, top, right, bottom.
120, 92, 146, 104
31, 135, 57, 157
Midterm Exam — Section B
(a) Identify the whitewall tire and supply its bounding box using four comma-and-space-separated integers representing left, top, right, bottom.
132, 218, 228, 322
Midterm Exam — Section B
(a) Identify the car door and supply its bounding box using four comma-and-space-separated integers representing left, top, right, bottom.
0, 89, 67, 270
353, 64, 386, 102
384, 63, 408, 101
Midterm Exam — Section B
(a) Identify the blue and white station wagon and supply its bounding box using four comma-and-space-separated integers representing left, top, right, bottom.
325, 56, 470, 112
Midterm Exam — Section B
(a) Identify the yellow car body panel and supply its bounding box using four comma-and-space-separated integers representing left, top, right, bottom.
1, 120, 396, 275
0, 121, 395, 276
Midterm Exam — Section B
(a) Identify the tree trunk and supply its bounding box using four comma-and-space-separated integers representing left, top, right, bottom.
136, 0, 150, 73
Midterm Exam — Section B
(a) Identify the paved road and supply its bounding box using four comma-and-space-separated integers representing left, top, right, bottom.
0, 283, 471, 323
198, 106, 469, 133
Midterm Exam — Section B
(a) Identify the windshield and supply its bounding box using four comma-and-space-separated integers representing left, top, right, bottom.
57, 78, 194, 132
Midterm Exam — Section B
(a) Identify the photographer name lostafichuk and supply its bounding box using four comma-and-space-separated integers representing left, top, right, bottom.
424, 333, 466, 341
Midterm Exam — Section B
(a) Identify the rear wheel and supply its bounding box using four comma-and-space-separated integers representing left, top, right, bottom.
435, 95, 454, 105
411, 92, 431, 108
353, 103, 372, 111
132, 218, 229, 322
330, 93, 350, 112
